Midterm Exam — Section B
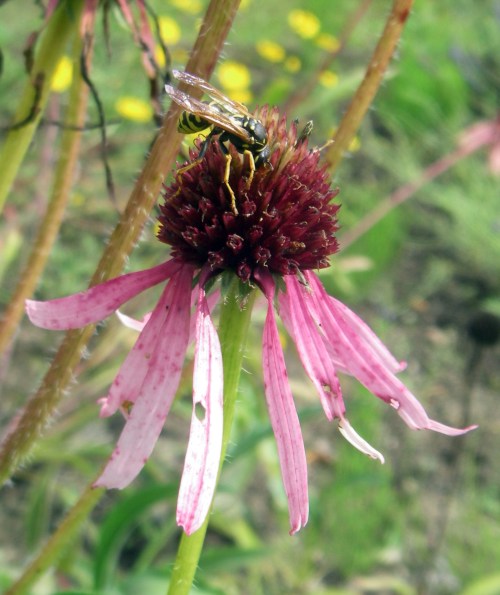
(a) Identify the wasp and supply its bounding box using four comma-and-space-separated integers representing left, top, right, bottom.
165, 69, 271, 213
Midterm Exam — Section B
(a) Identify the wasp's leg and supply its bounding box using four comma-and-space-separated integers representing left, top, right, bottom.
223, 152, 238, 214
174, 159, 200, 185
216, 137, 238, 214
242, 149, 256, 188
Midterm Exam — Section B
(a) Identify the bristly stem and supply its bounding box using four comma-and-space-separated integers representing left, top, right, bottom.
0, 32, 91, 355
0, 0, 242, 486
324, 0, 414, 173
168, 282, 256, 595
0, 2, 84, 214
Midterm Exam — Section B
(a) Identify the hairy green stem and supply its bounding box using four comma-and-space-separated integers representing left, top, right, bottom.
0, 33, 90, 355
0, 2, 84, 213
324, 0, 414, 173
168, 283, 256, 595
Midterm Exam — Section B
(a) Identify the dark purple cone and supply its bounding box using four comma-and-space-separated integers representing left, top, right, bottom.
158, 107, 340, 283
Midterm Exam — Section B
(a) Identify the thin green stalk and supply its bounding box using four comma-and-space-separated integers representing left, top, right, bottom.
0, 0, 241, 485
4, 483, 105, 595
324, 0, 414, 173
0, 32, 90, 355
168, 283, 257, 595
0, 2, 84, 213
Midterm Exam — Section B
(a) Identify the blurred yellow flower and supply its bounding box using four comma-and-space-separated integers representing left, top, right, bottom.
154, 45, 166, 68
158, 15, 181, 45
169, 0, 202, 14
319, 70, 339, 88
256, 39, 286, 63
288, 10, 320, 39
217, 61, 251, 91
51, 56, 73, 93
227, 88, 253, 104
70, 192, 85, 207
348, 135, 361, 152
115, 96, 153, 123
315, 33, 341, 53
284, 55, 301, 73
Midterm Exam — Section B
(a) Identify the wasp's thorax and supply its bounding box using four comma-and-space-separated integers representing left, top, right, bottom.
158, 106, 340, 284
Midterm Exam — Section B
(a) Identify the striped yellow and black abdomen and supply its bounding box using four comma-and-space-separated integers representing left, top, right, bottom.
177, 111, 211, 134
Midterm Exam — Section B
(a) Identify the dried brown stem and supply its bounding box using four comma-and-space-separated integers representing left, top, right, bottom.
324, 0, 414, 173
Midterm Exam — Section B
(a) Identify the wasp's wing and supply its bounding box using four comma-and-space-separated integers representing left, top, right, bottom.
165, 84, 251, 140
172, 69, 254, 118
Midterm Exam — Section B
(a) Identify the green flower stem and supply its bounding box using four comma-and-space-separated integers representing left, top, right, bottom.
168, 283, 257, 595
4, 483, 105, 595
0, 0, 241, 485
0, 2, 84, 214
324, 0, 414, 173
0, 32, 91, 355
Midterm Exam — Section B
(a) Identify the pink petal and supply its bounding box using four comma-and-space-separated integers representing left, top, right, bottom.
258, 271, 309, 534
116, 288, 219, 338
281, 277, 387, 460
26, 260, 180, 330
304, 272, 477, 435
99, 274, 180, 418
279, 279, 344, 421
177, 286, 224, 535
327, 294, 405, 373
94, 264, 194, 489
188, 287, 221, 343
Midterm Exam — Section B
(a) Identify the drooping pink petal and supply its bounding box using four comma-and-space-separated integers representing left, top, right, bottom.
116, 287, 220, 340
303, 272, 477, 436
177, 285, 224, 535
99, 267, 189, 418
188, 287, 221, 343
116, 0, 156, 79
279, 278, 344, 421
327, 295, 406, 373
281, 277, 385, 460
258, 271, 309, 534
94, 264, 194, 490
26, 260, 180, 330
